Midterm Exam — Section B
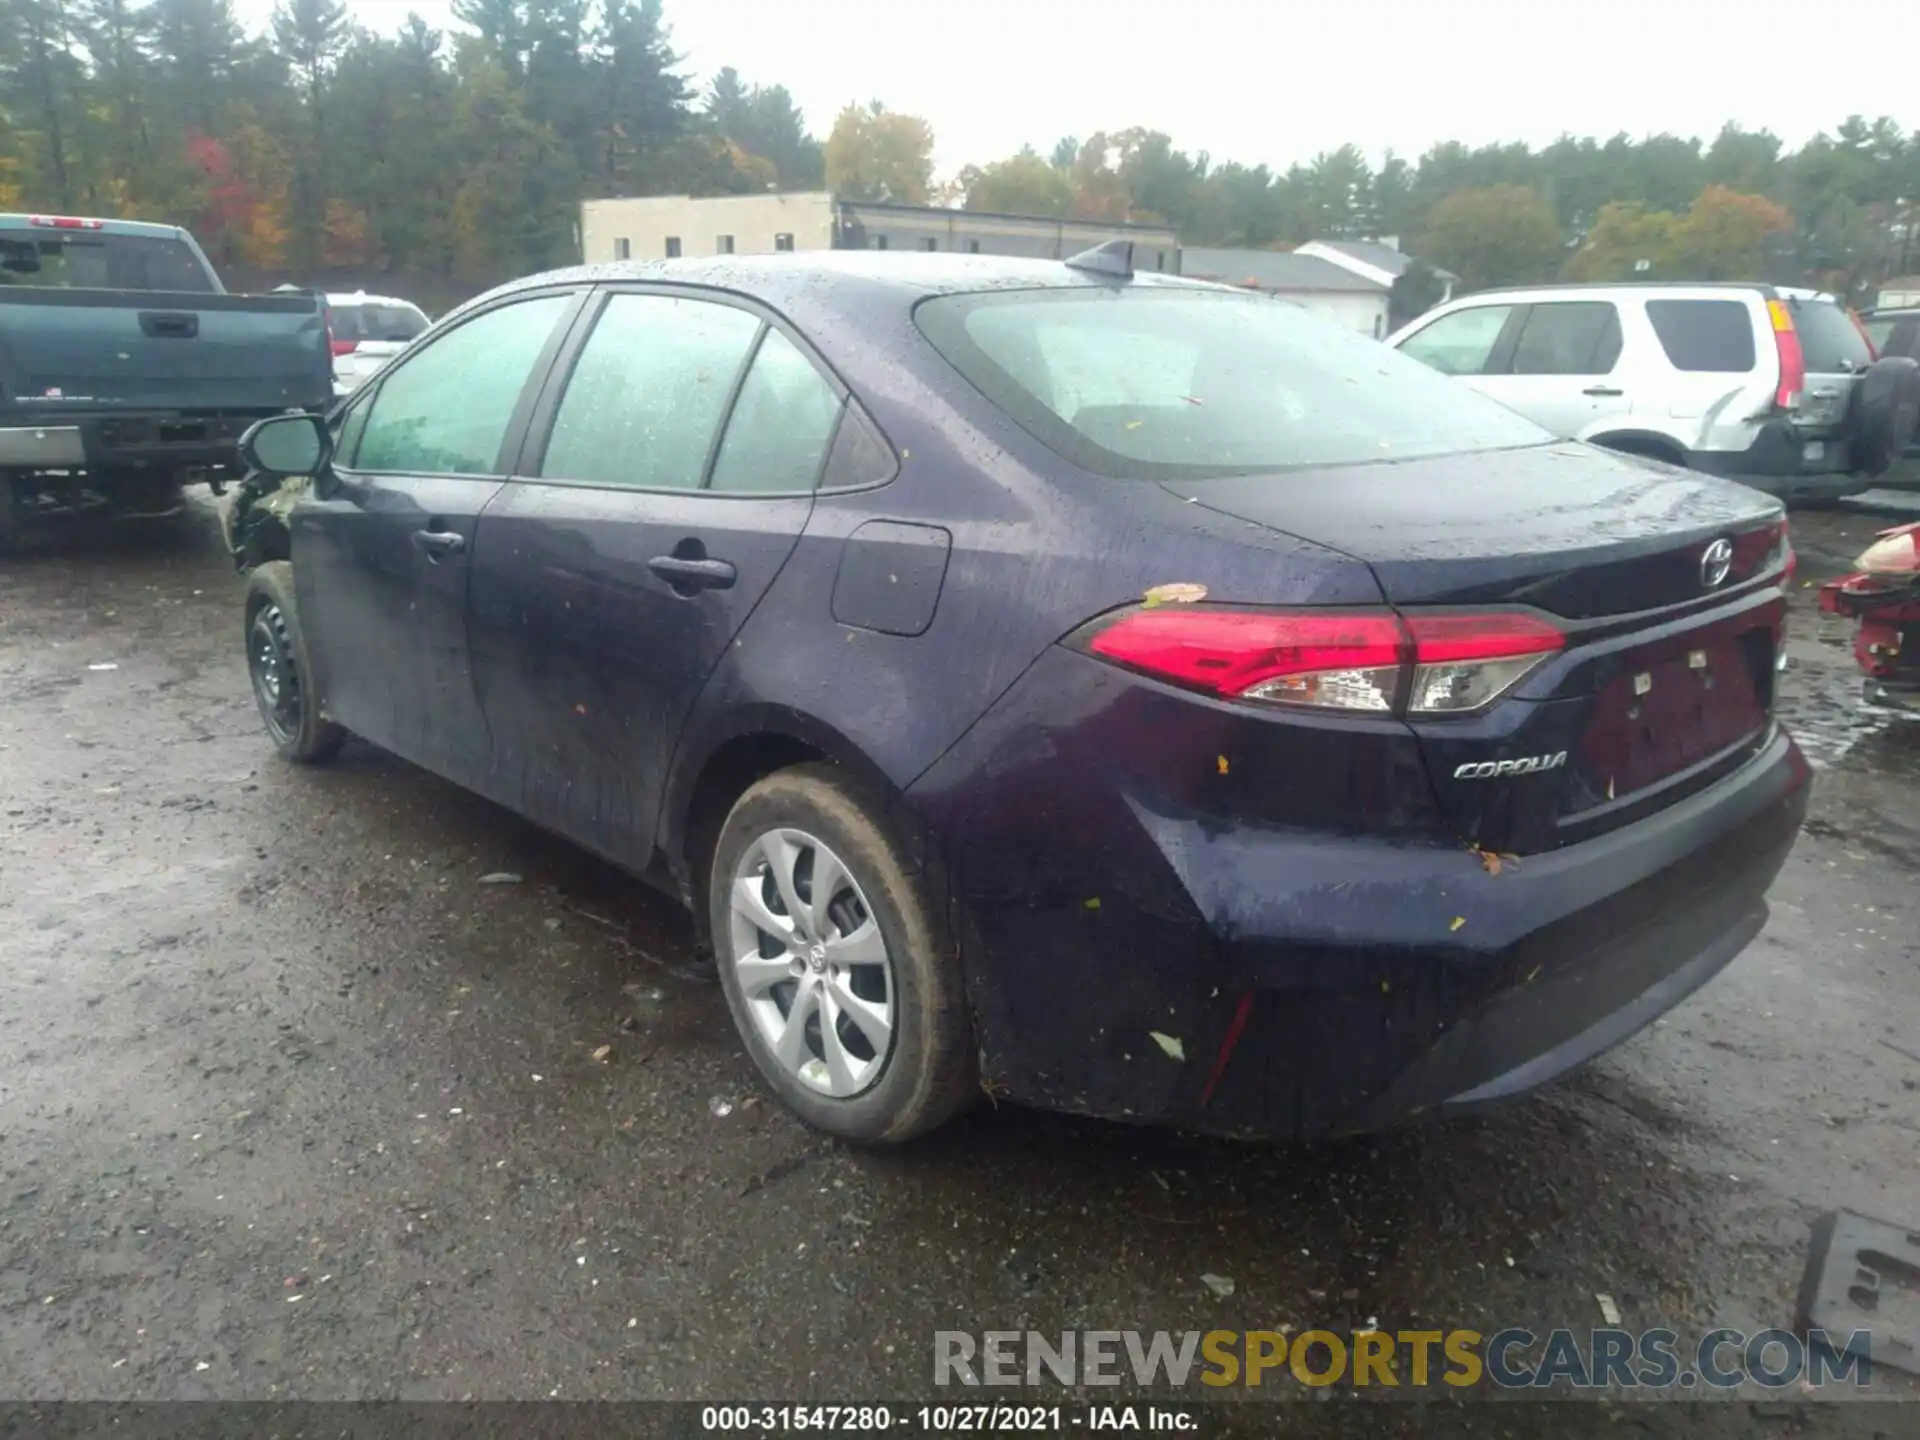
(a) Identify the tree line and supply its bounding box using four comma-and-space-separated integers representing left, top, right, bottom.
3, 0, 1917, 305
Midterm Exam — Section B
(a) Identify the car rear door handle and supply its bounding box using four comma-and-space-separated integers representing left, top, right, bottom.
1583, 385, 1624, 397
411, 528, 466, 560
648, 555, 737, 591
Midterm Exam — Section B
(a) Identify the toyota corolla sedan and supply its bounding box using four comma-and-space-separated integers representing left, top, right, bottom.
225, 249, 1809, 1145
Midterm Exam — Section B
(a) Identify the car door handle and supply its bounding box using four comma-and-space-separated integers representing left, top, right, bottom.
411, 528, 466, 560
1583, 386, 1624, 397
648, 555, 737, 591
138, 311, 199, 339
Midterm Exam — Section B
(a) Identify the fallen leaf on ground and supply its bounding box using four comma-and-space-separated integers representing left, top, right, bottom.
1217, 755, 1230, 775
1150, 1031, 1186, 1062
1200, 1273, 1235, 1298
591, 1045, 612, 1063
478, 872, 522, 885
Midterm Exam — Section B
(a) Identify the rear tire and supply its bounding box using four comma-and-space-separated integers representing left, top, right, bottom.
707, 764, 975, 1143
244, 560, 345, 764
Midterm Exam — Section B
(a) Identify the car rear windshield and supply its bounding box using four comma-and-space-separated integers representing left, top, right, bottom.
0, 231, 214, 292
333, 302, 429, 343
914, 286, 1551, 479
1644, 299, 1757, 372
1786, 296, 1872, 374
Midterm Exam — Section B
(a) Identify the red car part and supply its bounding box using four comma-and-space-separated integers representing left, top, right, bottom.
1818, 522, 1920, 680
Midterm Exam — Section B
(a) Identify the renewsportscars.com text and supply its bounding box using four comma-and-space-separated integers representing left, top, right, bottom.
935, 1328, 1874, 1391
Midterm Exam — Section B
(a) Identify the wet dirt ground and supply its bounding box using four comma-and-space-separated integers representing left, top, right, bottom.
1, 492, 1917, 1430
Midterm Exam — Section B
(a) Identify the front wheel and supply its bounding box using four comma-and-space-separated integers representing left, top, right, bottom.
708, 764, 976, 1143
244, 560, 345, 764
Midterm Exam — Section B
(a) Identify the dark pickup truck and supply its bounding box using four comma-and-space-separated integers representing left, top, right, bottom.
1, 213, 333, 539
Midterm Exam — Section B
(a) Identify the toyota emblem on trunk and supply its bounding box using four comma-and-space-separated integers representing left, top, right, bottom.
1700, 538, 1734, 589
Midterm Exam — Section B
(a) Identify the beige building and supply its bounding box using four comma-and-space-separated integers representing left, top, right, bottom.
580, 192, 1180, 272
581, 192, 837, 263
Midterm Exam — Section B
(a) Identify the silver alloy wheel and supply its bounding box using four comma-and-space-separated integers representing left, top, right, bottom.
728, 827, 896, 1098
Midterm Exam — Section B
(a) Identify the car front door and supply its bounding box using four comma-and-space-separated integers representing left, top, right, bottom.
467, 287, 846, 868
291, 288, 584, 786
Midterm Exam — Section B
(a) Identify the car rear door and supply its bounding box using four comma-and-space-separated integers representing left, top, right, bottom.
1471, 300, 1627, 436
466, 286, 844, 869
291, 288, 585, 787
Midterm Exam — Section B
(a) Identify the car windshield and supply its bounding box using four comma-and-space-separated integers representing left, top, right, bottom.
915, 286, 1551, 479
0, 231, 214, 292
333, 301, 429, 343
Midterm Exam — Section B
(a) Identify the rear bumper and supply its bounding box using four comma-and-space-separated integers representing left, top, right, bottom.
1, 410, 299, 473
1689, 421, 1863, 500
911, 646, 1810, 1139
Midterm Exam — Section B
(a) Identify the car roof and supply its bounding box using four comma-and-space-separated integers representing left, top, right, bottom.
326, 291, 424, 309
444, 252, 1217, 328
0, 212, 191, 242
1433, 280, 1842, 308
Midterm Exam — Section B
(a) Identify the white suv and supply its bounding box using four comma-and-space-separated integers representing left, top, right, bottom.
325, 291, 431, 397
1387, 283, 1892, 501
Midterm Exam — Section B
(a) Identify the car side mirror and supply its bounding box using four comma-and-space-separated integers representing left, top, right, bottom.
240, 412, 330, 479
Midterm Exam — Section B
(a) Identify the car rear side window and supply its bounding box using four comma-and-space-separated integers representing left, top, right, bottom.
708, 329, 845, 493
540, 293, 761, 490
333, 302, 429, 343
1787, 297, 1872, 374
1644, 299, 1756, 372
917, 288, 1549, 479
1506, 302, 1622, 375
353, 294, 570, 475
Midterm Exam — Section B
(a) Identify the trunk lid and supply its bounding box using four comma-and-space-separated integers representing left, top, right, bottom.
1164, 442, 1788, 853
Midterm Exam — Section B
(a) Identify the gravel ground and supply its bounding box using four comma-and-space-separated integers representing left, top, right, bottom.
0, 492, 1916, 1433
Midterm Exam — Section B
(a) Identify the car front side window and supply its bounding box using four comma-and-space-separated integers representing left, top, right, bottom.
1397, 305, 1516, 376
352, 293, 572, 476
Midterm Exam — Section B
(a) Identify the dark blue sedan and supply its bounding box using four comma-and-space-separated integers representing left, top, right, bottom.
227, 249, 1809, 1144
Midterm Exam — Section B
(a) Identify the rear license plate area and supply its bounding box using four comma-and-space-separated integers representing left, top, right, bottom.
1572, 627, 1771, 805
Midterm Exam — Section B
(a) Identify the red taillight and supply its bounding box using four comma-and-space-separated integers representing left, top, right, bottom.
330, 339, 358, 357
1767, 299, 1805, 412
1079, 607, 1564, 715
27, 214, 105, 229
1402, 612, 1565, 714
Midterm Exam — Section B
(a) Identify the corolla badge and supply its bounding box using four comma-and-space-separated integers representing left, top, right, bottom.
1700, 538, 1734, 589
1454, 752, 1568, 780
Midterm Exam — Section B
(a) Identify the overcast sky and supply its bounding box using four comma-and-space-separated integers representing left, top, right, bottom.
238, 0, 1918, 178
